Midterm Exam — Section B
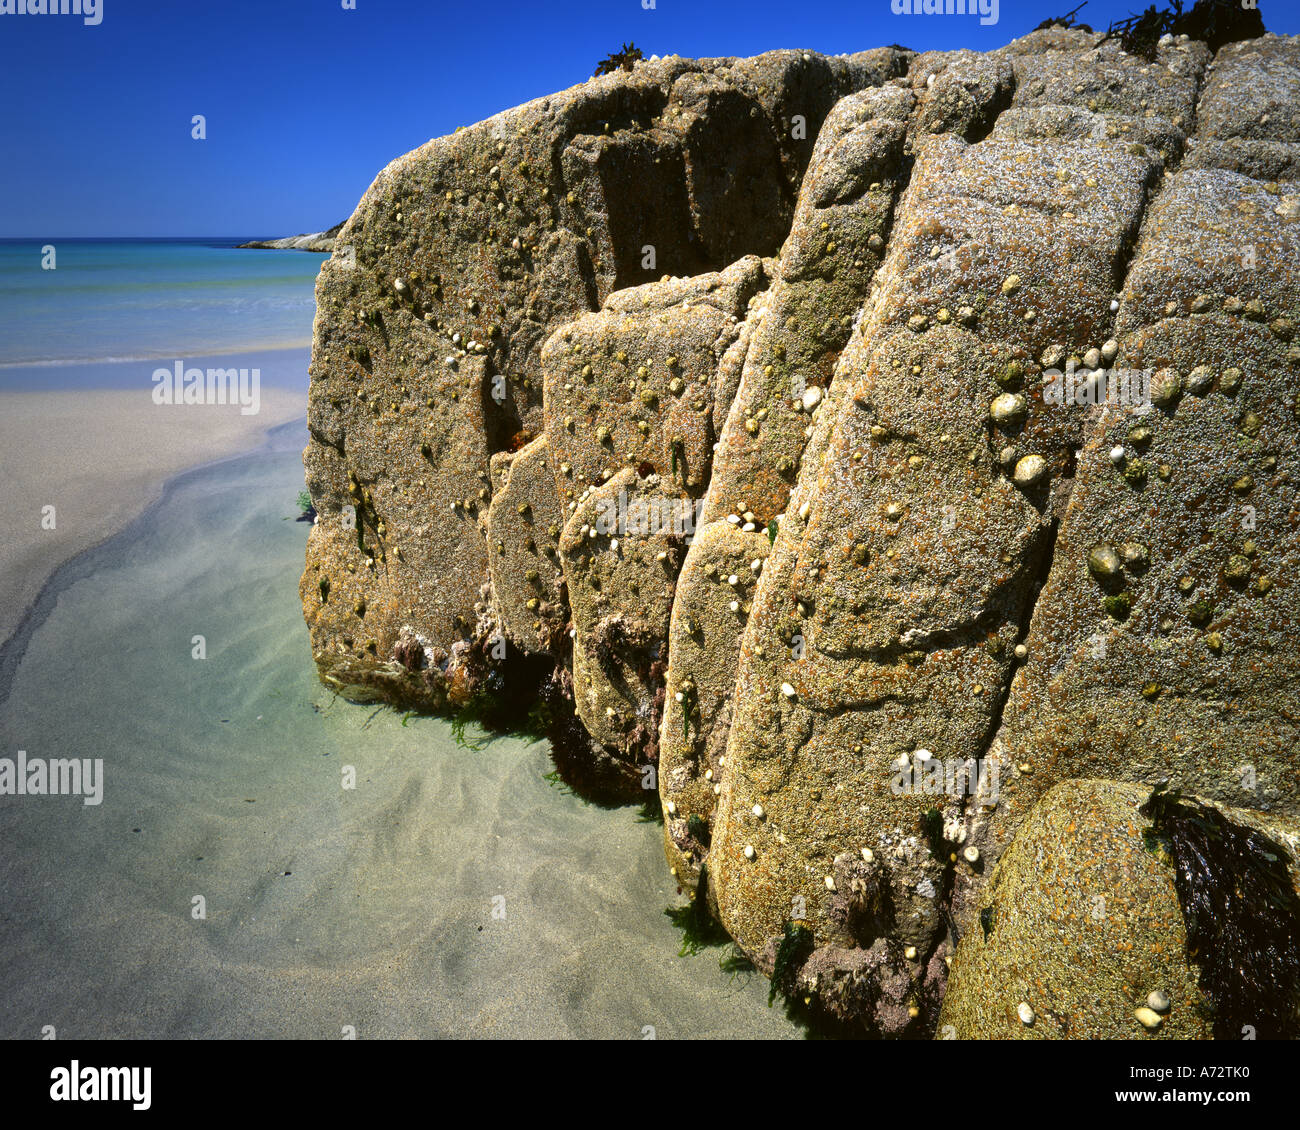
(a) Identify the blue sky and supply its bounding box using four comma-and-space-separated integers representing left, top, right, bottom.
1, 0, 1295, 237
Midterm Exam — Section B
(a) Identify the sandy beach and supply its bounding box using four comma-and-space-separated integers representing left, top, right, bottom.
0, 382, 305, 650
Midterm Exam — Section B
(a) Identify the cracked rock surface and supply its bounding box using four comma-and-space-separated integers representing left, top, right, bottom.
302, 29, 1300, 1036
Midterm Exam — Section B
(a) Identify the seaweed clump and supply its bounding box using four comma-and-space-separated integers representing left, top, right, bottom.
664, 863, 731, 956
1102, 0, 1265, 62
594, 43, 644, 78
769, 920, 815, 1007
1140, 783, 1300, 1039
1035, 1, 1093, 32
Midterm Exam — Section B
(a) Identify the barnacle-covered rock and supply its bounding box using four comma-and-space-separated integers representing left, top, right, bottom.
300, 26, 1300, 1036
301, 47, 908, 706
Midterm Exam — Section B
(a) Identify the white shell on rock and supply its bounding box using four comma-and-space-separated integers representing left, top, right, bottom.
1135, 1007, 1164, 1030
990, 392, 1027, 424
1013, 454, 1048, 486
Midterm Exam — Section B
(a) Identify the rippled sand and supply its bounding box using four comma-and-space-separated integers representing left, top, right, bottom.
0, 422, 797, 1039
0, 361, 308, 649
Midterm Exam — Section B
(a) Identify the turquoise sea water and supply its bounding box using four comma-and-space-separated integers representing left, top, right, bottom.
0, 425, 797, 1038
0, 239, 323, 369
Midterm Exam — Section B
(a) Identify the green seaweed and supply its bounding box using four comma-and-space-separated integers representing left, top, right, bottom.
720, 945, 756, 983
543, 768, 577, 797
635, 795, 663, 824
769, 921, 815, 1006
450, 712, 489, 751
767, 519, 779, 546
665, 869, 732, 957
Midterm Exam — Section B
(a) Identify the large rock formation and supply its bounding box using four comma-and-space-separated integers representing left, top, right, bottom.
301, 29, 1300, 1036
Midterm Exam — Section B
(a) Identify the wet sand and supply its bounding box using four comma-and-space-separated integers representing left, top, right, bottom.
0, 360, 307, 649
0, 423, 798, 1039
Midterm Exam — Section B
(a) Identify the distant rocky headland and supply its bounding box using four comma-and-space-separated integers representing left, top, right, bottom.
297, 23, 1300, 1037
238, 222, 343, 251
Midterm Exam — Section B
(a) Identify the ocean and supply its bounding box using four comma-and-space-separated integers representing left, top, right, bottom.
0, 238, 322, 379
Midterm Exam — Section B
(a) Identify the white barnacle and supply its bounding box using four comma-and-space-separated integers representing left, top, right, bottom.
1013, 454, 1048, 486
1135, 1007, 1163, 1031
